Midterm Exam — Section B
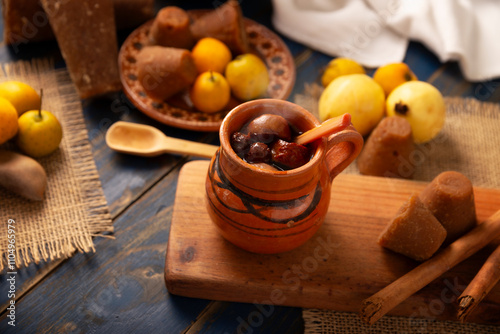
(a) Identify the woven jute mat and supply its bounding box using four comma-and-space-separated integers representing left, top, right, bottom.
0, 59, 113, 271
294, 84, 500, 333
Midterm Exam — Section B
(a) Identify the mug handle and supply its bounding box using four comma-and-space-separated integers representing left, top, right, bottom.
325, 125, 364, 181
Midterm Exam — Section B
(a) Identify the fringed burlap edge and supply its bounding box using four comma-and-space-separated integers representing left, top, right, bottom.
0, 58, 113, 271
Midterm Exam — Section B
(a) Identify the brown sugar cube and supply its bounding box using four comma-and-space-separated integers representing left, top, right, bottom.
357, 116, 415, 179
190, 0, 249, 55
40, 0, 122, 99
148, 6, 194, 49
378, 194, 447, 261
419, 171, 477, 243
2, 0, 154, 45
136, 46, 197, 101
2, 0, 55, 45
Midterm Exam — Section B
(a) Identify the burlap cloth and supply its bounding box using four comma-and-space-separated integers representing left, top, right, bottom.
0, 59, 113, 271
294, 83, 500, 333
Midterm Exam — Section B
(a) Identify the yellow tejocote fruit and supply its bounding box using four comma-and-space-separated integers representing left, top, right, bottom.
225, 54, 269, 101
319, 74, 385, 137
17, 109, 63, 158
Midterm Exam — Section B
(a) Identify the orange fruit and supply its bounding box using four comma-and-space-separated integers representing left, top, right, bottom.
373, 62, 418, 97
321, 58, 365, 87
190, 71, 231, 113
0, 97, 18, 144
0, 81, 41, 116
191, 37, 232, 74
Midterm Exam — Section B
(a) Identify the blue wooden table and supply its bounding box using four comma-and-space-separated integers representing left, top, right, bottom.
1, 1, 499, 333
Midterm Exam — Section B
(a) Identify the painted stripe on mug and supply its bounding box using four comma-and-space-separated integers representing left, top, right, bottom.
208, 155, 323, 224
207, 195, 314, 232
208, 198, 321, 237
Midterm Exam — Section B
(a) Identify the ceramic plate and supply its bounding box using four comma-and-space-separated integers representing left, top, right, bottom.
118, 11, 296, 132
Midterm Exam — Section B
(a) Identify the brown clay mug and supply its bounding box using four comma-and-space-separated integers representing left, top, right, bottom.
205, 99, 363, 254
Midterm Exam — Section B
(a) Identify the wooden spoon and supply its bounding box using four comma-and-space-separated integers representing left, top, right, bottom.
105, 121, 218, 158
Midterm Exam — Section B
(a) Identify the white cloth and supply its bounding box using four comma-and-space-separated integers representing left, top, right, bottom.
272, 0, 500, 81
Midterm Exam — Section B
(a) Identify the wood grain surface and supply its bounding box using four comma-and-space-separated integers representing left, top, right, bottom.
166, 160, 500, 324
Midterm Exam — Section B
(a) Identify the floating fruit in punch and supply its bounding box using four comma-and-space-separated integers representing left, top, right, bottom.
0, 80, 41, 116
0, 97, 18, 145
190, 71, 231, 113
386, 81, 445, 143
191, 37, 232, 74
319, 74, 385, 137
247, 114, 291, 142
373, 62, 418, 97
17, 91, 63, 157
321, 57, 365, 87
225, 53, 269, 101
230, 113, 311, 170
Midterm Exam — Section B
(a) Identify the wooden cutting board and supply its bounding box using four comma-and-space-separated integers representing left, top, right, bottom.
165, 160, 500, 324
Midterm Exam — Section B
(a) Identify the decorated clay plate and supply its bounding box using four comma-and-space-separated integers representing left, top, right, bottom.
118, 11, 296, 132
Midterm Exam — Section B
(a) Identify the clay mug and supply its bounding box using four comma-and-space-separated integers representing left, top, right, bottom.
205, 99, 363, 254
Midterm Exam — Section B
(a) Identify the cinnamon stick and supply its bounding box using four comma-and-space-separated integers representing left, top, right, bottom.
360, 209, 500, 325
457, 244, 500, 322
